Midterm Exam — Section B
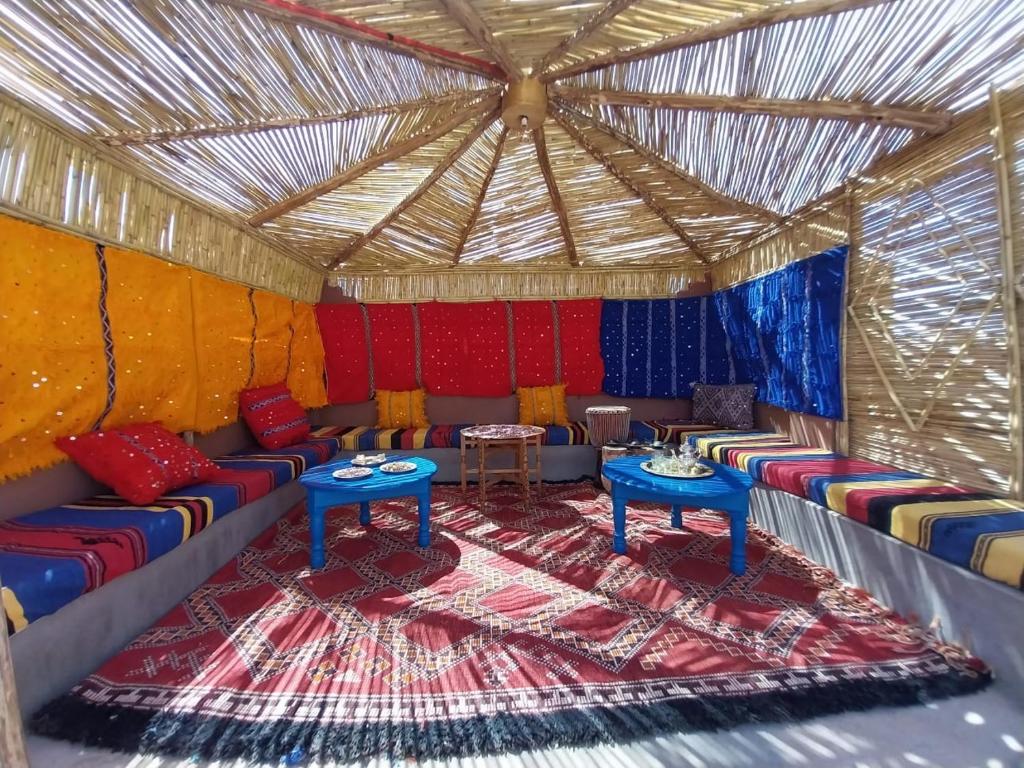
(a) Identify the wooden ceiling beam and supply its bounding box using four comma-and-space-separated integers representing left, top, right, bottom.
451, 128, 508, 267
556, 87, 953, 132
534, 125, 579, 268
326, 109, 501, 268
543, 0, 897, 82
532, 0, 640, 77
249, 95, 498, 226
552, 111, 709, 264
555, 97, 782, 223
436, 0, 522, 81
208, 0, 505, 80
100, 90, 499, 146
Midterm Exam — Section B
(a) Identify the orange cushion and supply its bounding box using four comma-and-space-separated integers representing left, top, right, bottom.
517, 384, 569, 427
375, 389, 429, 429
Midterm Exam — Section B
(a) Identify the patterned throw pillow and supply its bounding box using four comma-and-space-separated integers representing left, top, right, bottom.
692, 383, 756, 430
375, 389, 429, 429
517, 384, 569, 426
239, 382, 311, 449
56, 422, 220, 505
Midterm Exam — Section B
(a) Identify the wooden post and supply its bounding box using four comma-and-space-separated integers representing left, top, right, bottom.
0, 579, 29, 768
989, 87, 1023, 499
838, 185, 855, 455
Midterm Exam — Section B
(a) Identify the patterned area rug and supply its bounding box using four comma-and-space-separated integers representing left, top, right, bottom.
33, 482, 990, 764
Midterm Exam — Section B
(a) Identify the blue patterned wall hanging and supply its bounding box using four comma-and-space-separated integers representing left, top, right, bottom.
601, 296, 732, 398
600, 244, 847, 419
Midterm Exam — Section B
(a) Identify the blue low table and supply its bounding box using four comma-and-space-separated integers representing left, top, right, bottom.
601, 455, 754, 574
299, 456, 437, 569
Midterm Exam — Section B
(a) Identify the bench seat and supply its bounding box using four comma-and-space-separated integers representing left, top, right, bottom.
687, 431, 1024, 590
320, 420, 721, 451
0, 432, 343, 634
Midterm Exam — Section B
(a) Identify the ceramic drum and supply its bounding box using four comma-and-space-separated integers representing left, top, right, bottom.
585, 406, 631, 448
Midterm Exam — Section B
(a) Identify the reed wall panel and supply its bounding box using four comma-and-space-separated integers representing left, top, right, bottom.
331, 267, 707, 303
0, 98, 322, 301
710, 199, 849, 290
713, 91, 1024, 496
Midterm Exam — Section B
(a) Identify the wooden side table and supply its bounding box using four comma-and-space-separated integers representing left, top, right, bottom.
460, 425, 544, 505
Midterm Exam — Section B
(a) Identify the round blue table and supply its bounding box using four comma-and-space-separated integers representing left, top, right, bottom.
601, 455, 754, 574
298, 456, 437, 569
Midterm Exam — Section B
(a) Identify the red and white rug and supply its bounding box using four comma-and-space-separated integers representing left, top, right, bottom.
33, 482, 989, 764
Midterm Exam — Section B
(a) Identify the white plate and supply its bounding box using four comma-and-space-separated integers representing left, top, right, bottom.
332, 467, 373, 480
640, 461, 714, 480
352, 453, 387, 466
380, 461, 417, 474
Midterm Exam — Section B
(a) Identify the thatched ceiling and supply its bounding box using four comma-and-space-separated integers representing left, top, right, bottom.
0, 0, 1022, 274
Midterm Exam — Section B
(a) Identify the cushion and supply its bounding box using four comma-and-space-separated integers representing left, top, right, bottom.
56, 422, 220, 505
376, 389, 429, 429
517, 384, 569, 426
239, 382, 311, 449
692, 383, 755, 430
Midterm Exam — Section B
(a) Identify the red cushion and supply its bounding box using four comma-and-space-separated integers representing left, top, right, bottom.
56, 423, 220, 505
239, 382, 310, 449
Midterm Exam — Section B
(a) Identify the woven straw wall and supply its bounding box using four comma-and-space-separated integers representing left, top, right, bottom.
719, 89, 1023, 496
0, 97, 323, 302
332, 266, 708, 302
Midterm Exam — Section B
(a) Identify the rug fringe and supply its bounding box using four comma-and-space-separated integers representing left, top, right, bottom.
31, 669, 991, 765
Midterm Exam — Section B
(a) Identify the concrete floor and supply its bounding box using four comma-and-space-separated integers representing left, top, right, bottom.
25, 682, 1024, 768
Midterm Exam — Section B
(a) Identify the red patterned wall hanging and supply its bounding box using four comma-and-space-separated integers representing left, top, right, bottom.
511, 300, 558, 387
366, 303, 418, 391
557, 298, 604, 394
315, 304, 370, 403
419, 301, 511, 396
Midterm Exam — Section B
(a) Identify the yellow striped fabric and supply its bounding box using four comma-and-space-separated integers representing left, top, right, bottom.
824, 478, 941, 516
889, 499, 1024, 548
972, 532, 1024, 588
2, 586, 27, 633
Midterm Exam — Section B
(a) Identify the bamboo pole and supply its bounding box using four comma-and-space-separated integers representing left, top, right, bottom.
532, 0, 640, 76
543, 0, 897, 82
555, 87, 954, 133
250, 96, 497, 225
208, 0, 505, 80
837, 185, 854, 455
452, 128, 507, 267
327, 109, 500, 268
554, 98, 782, 223
100, 90, 498, 146
989, 87, 1023, 499
552, 110, 709, 263
0, 579, 28, 768
436, 0, 522, 80
533, 125, 579, 267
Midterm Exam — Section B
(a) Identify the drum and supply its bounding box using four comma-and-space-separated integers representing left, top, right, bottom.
585, 406, 631, 448
599, 445, 628, 492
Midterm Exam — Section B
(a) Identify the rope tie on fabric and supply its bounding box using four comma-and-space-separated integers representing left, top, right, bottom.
551, 300, 562, 383
246, 288, 257, 387
620, 301, 629, 392
412, 303, 422, 389
699, 296, 708, 384
505, 301, 517, 391
646, 300, 653, 397
360, 303, 375, 396
92, 243, 116, 430
670, 298, 678, 397
285, 300, 295, 379
802, 263, 814, 412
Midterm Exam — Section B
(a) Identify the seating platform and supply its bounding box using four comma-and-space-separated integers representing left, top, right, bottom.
687, 431, 1024, 591
321, 419, 718, 451
1, 431, 344, 635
